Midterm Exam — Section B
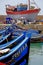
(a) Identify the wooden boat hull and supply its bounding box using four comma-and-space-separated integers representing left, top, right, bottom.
6, 9, 40, 22
31, 38, 43, 43
0, 36, 30, 65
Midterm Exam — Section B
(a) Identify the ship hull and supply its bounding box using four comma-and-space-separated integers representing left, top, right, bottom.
6, 9, 40, 22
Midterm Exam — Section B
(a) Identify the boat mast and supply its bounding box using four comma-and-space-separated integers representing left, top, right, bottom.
28, 0, 30, 10
29, 0, 30, 9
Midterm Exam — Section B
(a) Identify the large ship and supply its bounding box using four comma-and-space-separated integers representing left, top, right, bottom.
6, 0, 40, 22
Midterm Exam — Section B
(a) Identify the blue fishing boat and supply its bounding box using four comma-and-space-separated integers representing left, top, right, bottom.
0, 30, 31, 65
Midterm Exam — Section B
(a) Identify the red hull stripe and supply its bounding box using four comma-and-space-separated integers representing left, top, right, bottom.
6, 9, 40, 15
0, 62, 6, 65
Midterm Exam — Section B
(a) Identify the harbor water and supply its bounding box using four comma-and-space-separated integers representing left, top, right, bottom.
29, 42, 43, 65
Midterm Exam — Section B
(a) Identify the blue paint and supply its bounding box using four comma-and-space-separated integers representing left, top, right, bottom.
17, 6, 27, 11
14, 47, 28, 62
0, 27, 32, 65
20, 59, 26, 65
0, 36, 29, 60
0, 34, 24, 49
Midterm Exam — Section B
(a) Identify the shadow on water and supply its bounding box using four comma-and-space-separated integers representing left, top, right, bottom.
29, 42, 43, 65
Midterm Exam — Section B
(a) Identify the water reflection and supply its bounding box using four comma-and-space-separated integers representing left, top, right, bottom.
29, 42, 43, 65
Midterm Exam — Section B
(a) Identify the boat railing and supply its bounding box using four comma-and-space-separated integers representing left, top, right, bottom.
0, 36, 30, 61
0, 33, 11, 43
0, 34, 25, 49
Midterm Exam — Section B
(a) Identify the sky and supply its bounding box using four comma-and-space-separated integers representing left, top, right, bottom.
0, 0, 43, 15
